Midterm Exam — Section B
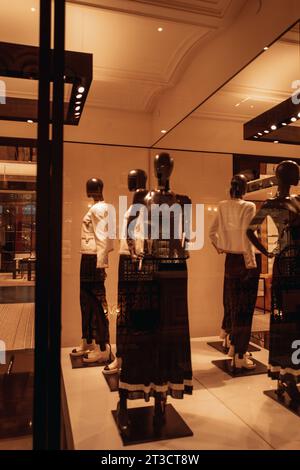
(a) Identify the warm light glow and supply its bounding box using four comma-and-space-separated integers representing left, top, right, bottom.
31, 7, 36, 12
258, 132, 263, 136
27, 119, 33, 123
291, 117, 297, 122
254, 136, 258, 139
263, 46, 269, 51
207, 207, 212, 212
161, 129, 167, 134
273, 140, 279, 144
270, 125, 277, 130
157, 27, 163, 32
297, 112, 300, 118
264, 130, 269, 134
76, 94, 82, 99
75, 106, 80, 111
78, 86, 85, 93
75, 101, 81, 105
282, 122, 287, 126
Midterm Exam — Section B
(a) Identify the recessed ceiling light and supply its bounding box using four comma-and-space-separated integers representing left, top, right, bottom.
75, 106, 80, 111
264, 130, 269, 133
78, 86, 85, 93
291, 117, 297, 122
157, 27, 163, 32
273, 140, 279, 144
75, 112, 80, 115
161, 129, 167, 134
27, 119, 33, 123
282, 122, 287, 126
250, 105, 254, 108
254, 136, 258, 139
297, 112, 300, 118
75, 115, 80, 119
258, 132, 263, 136
76, 94, 82, 99
31, 7, 36, 12
263, 46, 269, 51
270, 125, 277, 130
75, 101, 81, 105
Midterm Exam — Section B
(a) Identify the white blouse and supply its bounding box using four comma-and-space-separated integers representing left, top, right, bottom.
80, 201, 114, 268
209, 199, 257, 269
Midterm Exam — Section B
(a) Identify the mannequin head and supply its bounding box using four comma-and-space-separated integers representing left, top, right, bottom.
230, 174, 248, 199
86, 178, 104, 201
154, 153, 174, 190
276, 160, 299, 188
128, 169, 147, 192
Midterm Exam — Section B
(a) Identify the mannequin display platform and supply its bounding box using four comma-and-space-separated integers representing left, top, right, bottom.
115, 154, 193, 440
70, 178, 114, 366
209, 174, 261, 371
247, 160, 300, 406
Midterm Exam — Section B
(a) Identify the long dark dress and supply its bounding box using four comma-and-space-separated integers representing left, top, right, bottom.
117, 190, 193, 400
248, 197, 300, 382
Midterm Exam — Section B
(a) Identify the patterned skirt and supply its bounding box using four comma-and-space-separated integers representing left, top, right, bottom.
117, 255, 193, 401
268, 248, 300, 382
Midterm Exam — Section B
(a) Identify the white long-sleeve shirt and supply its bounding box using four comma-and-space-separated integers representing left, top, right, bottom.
80, 201, 114, 268
119, 206, 145, 255
209, 199, 257, 268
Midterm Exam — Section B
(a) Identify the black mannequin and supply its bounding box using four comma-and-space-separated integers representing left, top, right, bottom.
210, 174, 261, 370
230, 174, 247, 199
117, 154, 193, 436
247, 160, 300, 402
103, 169, 148, 375
86, 177, 104, 201
71, 177, 111, 363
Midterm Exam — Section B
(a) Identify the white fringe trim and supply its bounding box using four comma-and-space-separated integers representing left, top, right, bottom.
119, 380, 193, 394
268, 365, 300, 377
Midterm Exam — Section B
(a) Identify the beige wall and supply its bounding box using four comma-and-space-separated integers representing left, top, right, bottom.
62, 143, 232, 347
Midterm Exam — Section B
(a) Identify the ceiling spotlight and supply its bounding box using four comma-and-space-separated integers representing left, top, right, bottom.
291, 117, 297, 122
76, 94, 82, 99
78, 86, 85, 93
273, 140, 279, 144
157, 27, 163, 32
270, 124, 277, 130
75, 112, 80, 115
254, 136, 258, 139
75, 115, 80, 118
161, 129, 167, 134
27, 119, 33, 123
75, 106, 80, 111
264, 130, 269, 133
257, 132, 263, 136
282, 122, 287, 126
75, 101, 81, 105
297, 112, 300, 118
263, 46, 269, 51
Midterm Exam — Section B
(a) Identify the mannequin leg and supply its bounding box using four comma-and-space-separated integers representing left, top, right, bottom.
276, 377, 300, 404
116, 389, 130, 434
153, 392, 167, 428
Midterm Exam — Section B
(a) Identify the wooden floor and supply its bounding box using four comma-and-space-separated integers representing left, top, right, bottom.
0, 303, 34, 350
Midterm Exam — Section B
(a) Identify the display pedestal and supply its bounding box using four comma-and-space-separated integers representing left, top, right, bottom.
112, 404, 193, 446
207, 341, 260, 354
69, 354, 114, 369
212, 358, 267, 377
264, 390, 300, 417
103, 371, 119, 392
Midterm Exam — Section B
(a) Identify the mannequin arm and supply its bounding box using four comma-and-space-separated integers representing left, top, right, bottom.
246, 205, 274, 258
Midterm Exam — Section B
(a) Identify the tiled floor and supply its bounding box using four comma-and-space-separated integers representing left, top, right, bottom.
61, 337, 300, 450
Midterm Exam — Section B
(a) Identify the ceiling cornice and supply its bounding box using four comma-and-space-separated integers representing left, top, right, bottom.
67, 0, 242, 27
